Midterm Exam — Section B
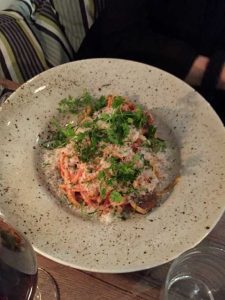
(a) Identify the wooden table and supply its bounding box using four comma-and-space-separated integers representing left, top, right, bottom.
37, 212, 225, 300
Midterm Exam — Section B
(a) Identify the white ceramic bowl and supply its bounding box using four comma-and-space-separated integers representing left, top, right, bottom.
0, 59, 225, 273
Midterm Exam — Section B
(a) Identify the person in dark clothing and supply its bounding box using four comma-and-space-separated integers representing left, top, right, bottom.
78, 0, 225, 123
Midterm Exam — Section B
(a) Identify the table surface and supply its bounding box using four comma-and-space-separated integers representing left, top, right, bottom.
37, 212, 225, 300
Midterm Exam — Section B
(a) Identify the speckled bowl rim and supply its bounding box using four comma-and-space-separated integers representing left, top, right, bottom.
1, 58, 225, 273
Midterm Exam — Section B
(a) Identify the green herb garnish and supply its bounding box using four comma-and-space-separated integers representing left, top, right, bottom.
144, 124, 166, 153
112, 96, 124, 108
93, 95, 107, 111
100, 187, 107, 200
58, 92, 106, 115
73, 126, 108, 162
146, 138, 166, 153
42, 123, 75, 149
146, 125, 157, 139
106, 121, 130, 145
42, 92, 166, 162
97, 170, 107, 181
109, 157, 140, 183
132, 105, 148, 128
110, 191, 123, 203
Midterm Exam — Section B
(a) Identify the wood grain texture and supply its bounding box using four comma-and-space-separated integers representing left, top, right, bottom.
37, 212, 225, 300
0, 79, 21, 91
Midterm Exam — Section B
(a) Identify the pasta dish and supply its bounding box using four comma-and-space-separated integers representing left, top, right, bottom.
41, 92, 176, 221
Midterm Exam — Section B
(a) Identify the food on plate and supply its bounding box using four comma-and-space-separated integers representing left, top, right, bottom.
41, 92, 177, 221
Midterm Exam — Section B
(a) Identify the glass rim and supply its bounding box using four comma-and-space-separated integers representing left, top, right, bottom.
165, 244, 225, 279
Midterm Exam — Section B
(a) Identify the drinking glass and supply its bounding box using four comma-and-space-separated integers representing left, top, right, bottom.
0, 218, 60, 299
161, 245, 225, 300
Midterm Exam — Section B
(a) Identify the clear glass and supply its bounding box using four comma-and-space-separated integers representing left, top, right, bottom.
161, 245, 225, 300
0, 218, 60, 300
34, 268, 60, 300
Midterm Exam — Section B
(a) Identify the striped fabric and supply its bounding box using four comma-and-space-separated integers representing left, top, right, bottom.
0, 0, 74, 98
51, 0, 95, 52
0, 11, 48, 83
0, 0, 107, 99
31, 1, 74, 67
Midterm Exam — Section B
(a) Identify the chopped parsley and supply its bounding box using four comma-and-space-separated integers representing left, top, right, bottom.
98, 102, 148, 145
58, 91, 107, 115
97, 170, 107, 181
110, 191, 123, 203
132, 105, 148, 128
146, 125, 157, 139
147, 137, 166, 152
112, 96, 124, 108
95, 156, 141, 200
41, 92, 166, 161
109, 157, 140, 183
100, 187, 107, 200
73, 126, 108, 162
93, 95, 107, 111
144, 125, 166, 152
42, 123, 75, 149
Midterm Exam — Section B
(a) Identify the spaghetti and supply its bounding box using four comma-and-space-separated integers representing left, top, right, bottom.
42, 92, 175, 220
